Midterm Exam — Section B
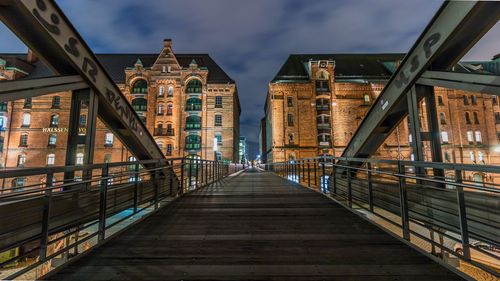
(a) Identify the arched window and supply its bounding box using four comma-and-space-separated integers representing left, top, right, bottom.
157, 104, 164, 115
363, 94, 370, 104
50, 114, 59, 127
48, 134, 57, 146
167, 104, 173, 115
186, 79, 202, 94
132, 98, 147, 112
316, 70, 330, 80
472, 173, 484, 186
465, 112, 471, 124
473, 112, 479, 124
440, 112, 446, 125
47, 153, 55, 165
158, 86, 165, 97
186, 115, 202, 130
21, 113, 31, 127
132, 79, 148, 93
167, 86, 174, 97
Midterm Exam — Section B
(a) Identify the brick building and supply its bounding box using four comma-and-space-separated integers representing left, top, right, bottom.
0, 39, 240, 189
262, 53, 500, 183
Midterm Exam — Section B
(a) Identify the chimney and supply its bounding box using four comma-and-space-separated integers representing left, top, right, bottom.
163, 38, 172, 49
26, 49, 38, 64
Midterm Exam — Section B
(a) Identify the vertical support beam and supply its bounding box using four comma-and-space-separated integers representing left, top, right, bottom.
307, 159, 311, 187
39, 171, 53, 261
420, 85, 444, 179
407, 86, 424, 163
347, 166, 352, 207
98, 164, 108, 242
398, 163, 410, 241
367, 162, 374, 212
455, 169, 470, 260
188, 158, 193, 189
133, 163, 139, 212
313, 159, 318, 187
64, 90, 85, 182
83, 89, 98, 185
180, 158, 185, 194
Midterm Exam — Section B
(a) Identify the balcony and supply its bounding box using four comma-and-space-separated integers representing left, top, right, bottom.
185, 135, 201, 151
154, 128, 175, 136
317, 123, 331, 130
318, 140, 332, 147
186, 98, 202, 112
186, 115, 202, 131
316, 105, 330, 111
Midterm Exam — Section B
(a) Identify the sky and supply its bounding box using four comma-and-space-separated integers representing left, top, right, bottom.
1, 0, 499, 158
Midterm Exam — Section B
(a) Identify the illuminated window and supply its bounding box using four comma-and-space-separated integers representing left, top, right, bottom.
363, 94, 370, 104
166, 144, 172, 156
475, 131, 482, 144
21, 113, 31, 127
105, 133, 114, 146
50, 114, 59, 127
441, 131, 449, 144
47, 153, 55, 165
157, 104, 164, 115
478, 151, 484, 162
167, 86, 173, 97
48, 134, 57, 146
467, 131, 473, 143
158, 86, 165, 97
76, 153, 84, 165
17, 154, 26, 167
470, 151, 475, 162
104, 154, 112, 163
167, 104, 173, 115
215, 134, 222, 146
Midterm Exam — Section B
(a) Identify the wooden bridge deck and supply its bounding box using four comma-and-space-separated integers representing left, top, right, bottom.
45, 168, 464, 280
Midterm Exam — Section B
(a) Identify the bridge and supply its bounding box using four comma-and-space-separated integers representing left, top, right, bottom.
0, 0, 499, 280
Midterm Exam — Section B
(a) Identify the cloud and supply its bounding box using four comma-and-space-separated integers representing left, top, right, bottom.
2, 0, 498, 158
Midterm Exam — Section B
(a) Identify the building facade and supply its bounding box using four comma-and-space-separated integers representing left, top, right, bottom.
0, 39, 240, 188
239, 136, 248, 164
262, 53, 500, 183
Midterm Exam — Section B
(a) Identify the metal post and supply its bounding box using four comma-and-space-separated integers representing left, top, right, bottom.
212, 161, 216, 183
398, 163, 410, 240
200, 159, 204, 186
133, 163, 139, 213
455, 169, 470, 260
313, 159, 317, 187
154, 162, 160, 209
82, 89, 98, 188
205, 160, 208, 186
188, 158, 193, 189
98, 165, 108, 242
169, 161, 173, 196
39, 171, 53, 260
367, 162, 374, 212
195, 159, 199, 189
307, 159, 311, 187
321, 160, 326, 190
347, 167, 352, 207
421, 85, 444, 180
180, 158, 185, 194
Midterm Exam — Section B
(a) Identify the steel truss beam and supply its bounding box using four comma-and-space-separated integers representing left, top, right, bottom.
418, 71, 500, 95
342, 1, 500, 159
0, 0, 163, 160
0, 75, 87, 102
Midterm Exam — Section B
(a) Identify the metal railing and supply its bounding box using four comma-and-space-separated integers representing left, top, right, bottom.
266, 157, 500, 278
0, 158, 243, 280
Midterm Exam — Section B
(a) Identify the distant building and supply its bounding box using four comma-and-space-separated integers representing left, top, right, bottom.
239, 136, 248, 164
0, 39, 241, 188
263, 53, 500, 183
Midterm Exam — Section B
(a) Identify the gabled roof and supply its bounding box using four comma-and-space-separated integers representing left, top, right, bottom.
272, 54, 406, 82
0, 53, 234, 84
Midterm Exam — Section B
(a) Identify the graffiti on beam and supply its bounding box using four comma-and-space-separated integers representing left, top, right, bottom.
394, 33, 441, 89
28, 0, 143, 137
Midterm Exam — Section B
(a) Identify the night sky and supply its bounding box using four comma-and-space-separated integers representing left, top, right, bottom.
1, 0, 498, 159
